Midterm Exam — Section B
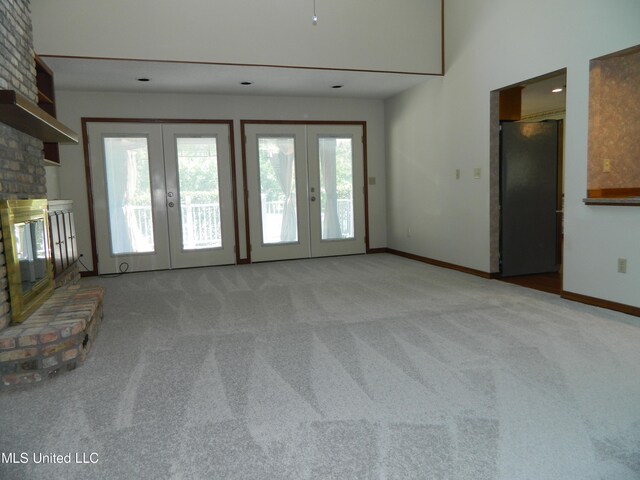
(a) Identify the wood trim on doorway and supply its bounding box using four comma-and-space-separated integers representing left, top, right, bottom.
80, 119, 98, 276
556, 120, 564, 267
440, 0, 445, 75
81, 117, 239, 274
239, 120, 370, 263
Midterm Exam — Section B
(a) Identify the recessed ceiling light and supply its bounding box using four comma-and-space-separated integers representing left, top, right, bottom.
332, 85, 343, 89
137, 78, 150, 82
240, 81, 253, 86
552, 87, 564, 93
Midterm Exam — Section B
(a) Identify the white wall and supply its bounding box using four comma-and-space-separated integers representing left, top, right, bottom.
55, 90, 386, 272
385, 0, 640, 307
31, 0, 442, 74
44, 166, 60, 200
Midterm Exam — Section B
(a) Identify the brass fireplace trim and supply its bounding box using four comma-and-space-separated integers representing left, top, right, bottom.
0, 199, 54, 324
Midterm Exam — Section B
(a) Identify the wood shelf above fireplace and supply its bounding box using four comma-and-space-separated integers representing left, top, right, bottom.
0, 90, 78, 144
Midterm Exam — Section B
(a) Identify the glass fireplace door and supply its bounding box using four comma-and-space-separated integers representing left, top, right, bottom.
0, 199, 54, 323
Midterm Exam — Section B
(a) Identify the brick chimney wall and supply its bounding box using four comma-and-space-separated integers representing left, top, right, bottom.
0, 0, 47, 330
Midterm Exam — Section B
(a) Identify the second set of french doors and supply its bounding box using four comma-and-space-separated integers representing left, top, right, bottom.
243, 123, 366, 262
88, 122, 237, 274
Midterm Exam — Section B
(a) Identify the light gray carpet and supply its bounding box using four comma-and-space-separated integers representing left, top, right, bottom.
1, 254, 640, 479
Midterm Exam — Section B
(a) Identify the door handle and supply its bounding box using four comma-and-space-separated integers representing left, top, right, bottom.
167, 192, 174, 198
168, 202, 175, 208
310, 196, 316, 202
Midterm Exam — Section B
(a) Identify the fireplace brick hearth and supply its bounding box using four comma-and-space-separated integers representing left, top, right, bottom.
0, 284, 104, 389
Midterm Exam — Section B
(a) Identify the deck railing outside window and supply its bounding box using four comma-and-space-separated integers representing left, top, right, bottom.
130, 199, 353, 249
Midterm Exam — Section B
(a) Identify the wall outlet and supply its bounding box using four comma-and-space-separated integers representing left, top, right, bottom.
368, 176, 376, 186
455, 169, 460, 180
406, 226, 411, 238
618, 258, 627, 273
473, 168, 481, 179
603, 159, 611, 173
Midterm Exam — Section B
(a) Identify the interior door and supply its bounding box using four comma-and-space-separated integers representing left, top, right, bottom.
245, 123, 366, 262
88, 122, 236, 274
500, 121, 559, 276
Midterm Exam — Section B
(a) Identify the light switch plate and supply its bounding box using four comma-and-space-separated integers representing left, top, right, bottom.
618, 258, 627, 273
473, 168, 481, 179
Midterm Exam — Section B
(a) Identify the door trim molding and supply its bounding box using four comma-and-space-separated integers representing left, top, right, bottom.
81, 118, 239, 275
240, 120, 369, 264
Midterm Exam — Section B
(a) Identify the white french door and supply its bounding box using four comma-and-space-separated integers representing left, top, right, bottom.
88, 122, 236, 274
307, 125, 366, 257
244, 123, 366, 262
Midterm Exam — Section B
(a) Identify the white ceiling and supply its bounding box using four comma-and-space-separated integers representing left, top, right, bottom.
42, 57, 566, 113
521, 73, 567, 117
42, 56, 435, 100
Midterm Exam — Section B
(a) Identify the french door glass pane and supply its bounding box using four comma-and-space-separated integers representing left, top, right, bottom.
319, 137, 354, 240
258, 137, 298, 244
103, 137, 154, 254
176, 137, 222, 250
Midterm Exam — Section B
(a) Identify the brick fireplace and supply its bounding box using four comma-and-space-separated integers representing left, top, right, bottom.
0, 0, 104, 389
0, 0, 46, 331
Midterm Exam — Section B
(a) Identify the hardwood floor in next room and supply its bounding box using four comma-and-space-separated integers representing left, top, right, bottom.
499, 272, 562, 295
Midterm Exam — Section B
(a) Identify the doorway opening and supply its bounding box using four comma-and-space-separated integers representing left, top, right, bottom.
490, 69, 567, 295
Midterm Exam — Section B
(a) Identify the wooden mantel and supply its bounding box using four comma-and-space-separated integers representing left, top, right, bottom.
0, 90, 78, 144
